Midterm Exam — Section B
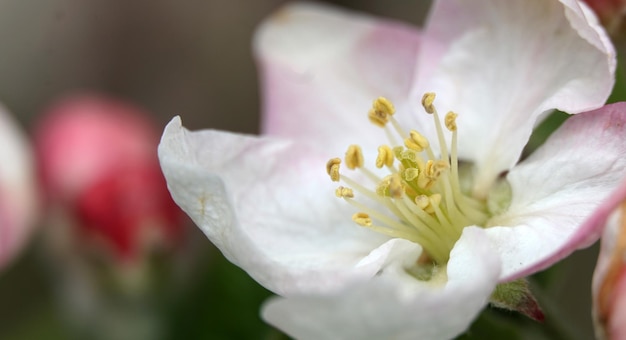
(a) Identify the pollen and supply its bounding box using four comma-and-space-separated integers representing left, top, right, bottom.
327, 93, 490, 265
418, 160, 448, 189
326, 158, 341, 182
335, 186, 354, 198
422, 92, 436, 114
405, 130, 429, 151
368, 97, 396, 127
413, 194, 438, 214
445, 112, 458, 132
388, 174, 404, 198
368, 108, 388, 127
345, 145, 364, 170
376, 145, 394, 168
352, 212, 372, 226
373, 97, 395, 116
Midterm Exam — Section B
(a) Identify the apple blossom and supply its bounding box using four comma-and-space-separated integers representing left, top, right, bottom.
35, 95, 184, 262
0, 105, 38, 271
34, 94, 187, 339
159, 0, 623, 338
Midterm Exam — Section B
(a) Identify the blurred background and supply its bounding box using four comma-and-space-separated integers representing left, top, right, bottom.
0, 1, 611, 339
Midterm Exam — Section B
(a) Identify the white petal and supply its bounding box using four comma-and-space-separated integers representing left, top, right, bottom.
159, 117, 397, 295
262, 227, 500, 340
486, 103, 626, 281
413, 0, 615, 195
254, 2, 421, 153
0, 106, 38, 270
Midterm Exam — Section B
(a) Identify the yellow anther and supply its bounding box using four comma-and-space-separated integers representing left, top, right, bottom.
376, 178, 390, 196
445, 112, 458, 132
393, 146, 404, 159
345, 145, 364, 170
376, 145, 394, 168
415, 195, 430, 210
403, 168, 419, 182
389, 174, 404, 199
423, 195, 441, 214
368, 108, 389, 127
373, 97, 395, 116
404, 130, 430, 151
424, 160, 435, 174
418, 161, 437, 189
352, 212, 372, 227
432, 160, 449, 176
326, 158, 341, 182
417, 160, 449, 189
335, 186, 354, 198
414, 194, 441, 214
368, 97, 396, 127
422, 92, 436, 114
400, 149, 418, 163
418, 174, 433, 189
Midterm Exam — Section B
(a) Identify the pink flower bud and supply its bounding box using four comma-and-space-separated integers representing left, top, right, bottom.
34, 94, 184, 262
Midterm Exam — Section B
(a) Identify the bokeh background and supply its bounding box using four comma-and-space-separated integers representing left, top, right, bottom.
0, 1, 609, 339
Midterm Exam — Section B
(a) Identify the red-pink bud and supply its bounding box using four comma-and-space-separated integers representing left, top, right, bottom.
34, 94, 184, 262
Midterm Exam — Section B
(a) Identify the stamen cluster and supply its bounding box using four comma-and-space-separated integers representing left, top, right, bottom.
327, 94, 489, 264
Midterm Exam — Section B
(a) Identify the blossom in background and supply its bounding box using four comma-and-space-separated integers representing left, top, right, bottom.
0, 105, 38, 271
34, 94, 187, 339
35, 95, 184, 262
592, 180, 626, 340
582, 0, 626, 34
159, 1, 622, 338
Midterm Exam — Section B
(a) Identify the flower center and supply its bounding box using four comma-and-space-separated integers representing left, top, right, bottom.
327, 93, 495, 265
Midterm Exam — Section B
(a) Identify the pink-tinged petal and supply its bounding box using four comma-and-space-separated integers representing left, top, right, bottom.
262, 227, 500, 340
591, 192, 626, 340
159, 117, 396, 295
414, 0, 615, 195
255, 2, 421, 153
0, 106, 38, 270
485, 103, 626, 281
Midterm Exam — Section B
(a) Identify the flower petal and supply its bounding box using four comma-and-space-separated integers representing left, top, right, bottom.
592, 189, 626, 339
485, 103, 626, 281
254, 2, 421, 153
414, 0, 615, 195
159, 117, 399, 295
0, 105, 38, 270
262, 227, 500, 340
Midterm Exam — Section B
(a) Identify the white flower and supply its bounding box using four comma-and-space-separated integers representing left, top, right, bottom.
159, 1, 623, 338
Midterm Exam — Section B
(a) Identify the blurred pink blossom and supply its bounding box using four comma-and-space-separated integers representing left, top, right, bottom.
35, 95, 183, 262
